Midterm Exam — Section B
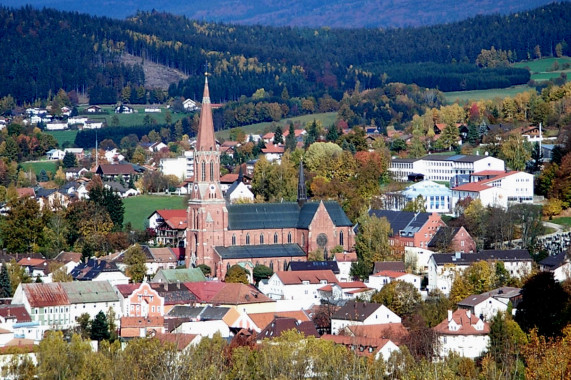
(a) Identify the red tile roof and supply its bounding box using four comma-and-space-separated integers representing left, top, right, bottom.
16, 188, 35, 198
114, 283, 140, 298
249, 310, 310, 331
154, 209, 187, 220
470, 170, 506, 176
97, 164, 135, 175
210, 283, 274, 305
0, 305, 32, 323
154, 332, 198, 351
184, 281, 225, 303
347, 323, 409, 345
338, 281, 367, 289
372, 270, 406, 278
121, 316, 164, 328
433, 310, 490, 336
261, 144, 285, 154
335, 252, 358, 262
18, 258, 46, 267
452, 182, 493, 192
220, 173, 239, 183
276, 270, 338, 285
321, 334, 392, 356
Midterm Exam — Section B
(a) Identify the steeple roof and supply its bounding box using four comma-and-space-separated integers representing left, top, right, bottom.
196, 74, 216, 152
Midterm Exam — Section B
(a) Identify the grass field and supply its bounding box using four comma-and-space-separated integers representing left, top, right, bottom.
124, 194, 186, 230
216, 112, 337, 140
79, 105, 189, 127
46, 130, 78, 147
20, 160, 58, 175
444, 85, 534, 104
512, 56, 571, 82
550, 217, 571, 229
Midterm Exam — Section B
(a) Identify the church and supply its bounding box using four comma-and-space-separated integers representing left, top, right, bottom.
186, 75, 355, 279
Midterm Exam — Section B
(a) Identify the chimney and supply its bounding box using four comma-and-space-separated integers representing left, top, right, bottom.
447, 310, 452, 322
466, 310, 472, 319
177, 280, 180, 289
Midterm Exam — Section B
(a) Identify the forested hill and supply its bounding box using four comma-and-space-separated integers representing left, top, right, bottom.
0, 0, 558, 28
1, 3, 570, 104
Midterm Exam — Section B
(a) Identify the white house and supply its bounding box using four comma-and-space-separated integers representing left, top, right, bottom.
390, 154, 505, 182
63, 281, 121, 323
330, 301, 401, 335
145, 107, 161, 113
317, 282, 374, 302
45, 122, 68, 130
259, 270, 338, 304
433, 309, 490, 359
334, 252, 358, 282
174, 320, 231, 339
451, 171, 534, 210
84, 119, 105, 129
457, 287, 521, 321
183, 99, 198, 111
539, 252, 571, 282
367, 271, 422, 292
67, 116, 88, 127
46, 149, 65, 160
115, 105, 134, 114
428, 250, 532, 296
225, 181, 254, 203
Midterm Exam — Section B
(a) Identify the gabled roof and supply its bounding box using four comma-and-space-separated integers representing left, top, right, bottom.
54, 251, 82, 264
373, 261, 405, 273
149, 283, 197, 305
214, 244, 306, 260
335, 252, 358, 262
427, 227, 461, 248
152, 268, 206, 283
154, 332, 198, 351
220, 173, 239, 183
368, 210, 430, 237
248, 310, 310, 331
372, 270, 407, 278
142, 246, 179, 263
0, 304, 32, 323
183, 281, 225, 303
457, 287, 521, 307
258, 317, 319, 339
61, 281, 119, 304
540, 252, 569, 270
289, 261, 339, 273
226, 201, 352, 230
347, 323, 409, 345
433, 309, 490, 336
16, 188, 35, 198
209, 283, 274, 305
22, 283, 70, 307
114, 283, 141, 298
150, 209, 187, 221
275, 270, 338, 285
70, 259, 123, 281
96, 164, 136, 175
331, 301, 383, 322
431, 249, 532, 266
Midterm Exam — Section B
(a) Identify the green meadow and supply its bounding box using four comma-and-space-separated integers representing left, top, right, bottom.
123, 194, 186, 230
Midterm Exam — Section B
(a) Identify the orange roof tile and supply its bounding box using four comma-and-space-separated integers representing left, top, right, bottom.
335, 252, 358, 262
452, 182, 492, 192
433, 310, 490, 336
210, 283, 274, 305
16, 188, 35, 198
18, 258, 46, 267
184, 281, 225, 302
372, 270, 406, 278
121, 316, 164, 328
220, 173, 239, 183
154, 332, 198, 351
347, 323, 409, 345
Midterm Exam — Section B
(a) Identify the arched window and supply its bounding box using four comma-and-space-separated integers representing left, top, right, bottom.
301, 233, 305, 247
210, 161, 214, 181
201, 161, 206, 181
227, 263, 230, 271
339, 231, 344, 246
283, 261, 288, 271
231, 234, 236, 246
274, 233, 278, 244
246, 233, 250, 245
270, 262, 274, 270
287, 232, 292, 244
260, 234, 264, 244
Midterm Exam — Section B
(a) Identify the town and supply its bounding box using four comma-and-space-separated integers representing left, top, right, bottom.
0, 3, 570, 379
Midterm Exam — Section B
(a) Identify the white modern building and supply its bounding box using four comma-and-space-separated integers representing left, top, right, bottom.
389, 154, 505, 182
330, 301, 401, 335
400, 180, 452, 213
259, 270, 338, 303
159, 150, 194, 180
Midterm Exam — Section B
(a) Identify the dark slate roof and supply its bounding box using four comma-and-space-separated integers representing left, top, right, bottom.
199, 306, 231, 321
431, 249, 532, 266
226, 201, 351, 230
427, 227, 460, 248
258, 317, 319, 339
214, 244, 306, 260
540, 252, 568, 270
368, 210, 430, 237
420, 154, 490, 163
458, 287, 521, 307
35, 187, 57, 198
166, 305, 204, 319
289, 261, 339, 274
70, 259, 121, 281
331, 300, 382, 322
149, 283, 197, 305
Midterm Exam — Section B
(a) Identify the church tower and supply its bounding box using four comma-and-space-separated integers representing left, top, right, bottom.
186, 74, 227, 274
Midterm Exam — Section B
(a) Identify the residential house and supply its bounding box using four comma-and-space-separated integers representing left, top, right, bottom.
330, 301, 401, 335
539, 252, 571, 282
103, 181, 139, 198
433, 309, 490, 359
63, 281, 121, 323
103, 149, 125, 163
368, 210, 446, 250
373, 261, 405, 274
183, 99, 198, 111
148, 142, 168, 152
145, 107, 161, 113
259, 270, 338, 303
0, 304, 43, 342
207, 282, 275, 314
85, 105, 102, 113
70, 259, 130, 286
148, 282, 197, 314
428, 250, 533, 295
427, 226, 476, 254
317, 281, 374, 302
154, 332, 201, 351
141, 246, 182, 272
335, 252, 358, 282
367, 271, 422, 292
457, 287, 521, 321
35, 187, 70, 210
83, 119, 105, 129
95, 164, 136, 181
64, 148, 84, 161
64, 168, 89, 181
289, 261, 340, 274
46, 149, 65, 160
225, 180, 254, 204
148, 209, 188, 247
45, 121, 68, 131
120, 316, 164, 339
258, 317, 319, 340
115, 105, 134, 114
343, 323, 410, 346
248, 310, 311, 333
261, 144, 285, 163
321, 334, 400, 361
219, 173, 240, 193
160, 151, 194, 180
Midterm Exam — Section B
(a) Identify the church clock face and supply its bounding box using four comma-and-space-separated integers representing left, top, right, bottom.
316, 233, 328, 248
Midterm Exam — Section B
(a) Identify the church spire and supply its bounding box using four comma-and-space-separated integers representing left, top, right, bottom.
297, 160, 307, 207
196, 73, 216, 152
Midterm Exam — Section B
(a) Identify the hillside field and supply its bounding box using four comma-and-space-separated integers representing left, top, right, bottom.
444, 85, 535, 104
123, 194, 186, 230
20, 160, 59, 175
78, 105, 191, 127
512, 56, 571, 81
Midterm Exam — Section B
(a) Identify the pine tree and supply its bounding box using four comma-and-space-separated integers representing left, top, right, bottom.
62, 151, 77, 168
326, 125, 339, 142
0, 264, 11, 298
285, 123, 297, 151
273, 126, 284, 144
90, 311, 110, 341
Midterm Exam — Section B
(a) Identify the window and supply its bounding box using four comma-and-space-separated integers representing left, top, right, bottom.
287, 232, 292, 244
227, 263, 231, 271
274, 233, 278, 244
260, 234, 264, 244
270, 262, 274, 270
246, 233, 250, 245
201, 161, 206, 181
339, 231, 344, 246
232, 234, 236, 245
210, 161, 214, 181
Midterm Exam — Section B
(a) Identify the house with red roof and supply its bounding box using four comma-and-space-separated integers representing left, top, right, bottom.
120, 316, 165, 339
451, 170, 534, 210
433, 309, 490, 359
259, 270, 338, 304
148, 209, 188, 247
261, 143, 285, 163
330, 301, 401, 335
321, 334, 399, 361
115, 282, 165, 318
317, 281, 374, 302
